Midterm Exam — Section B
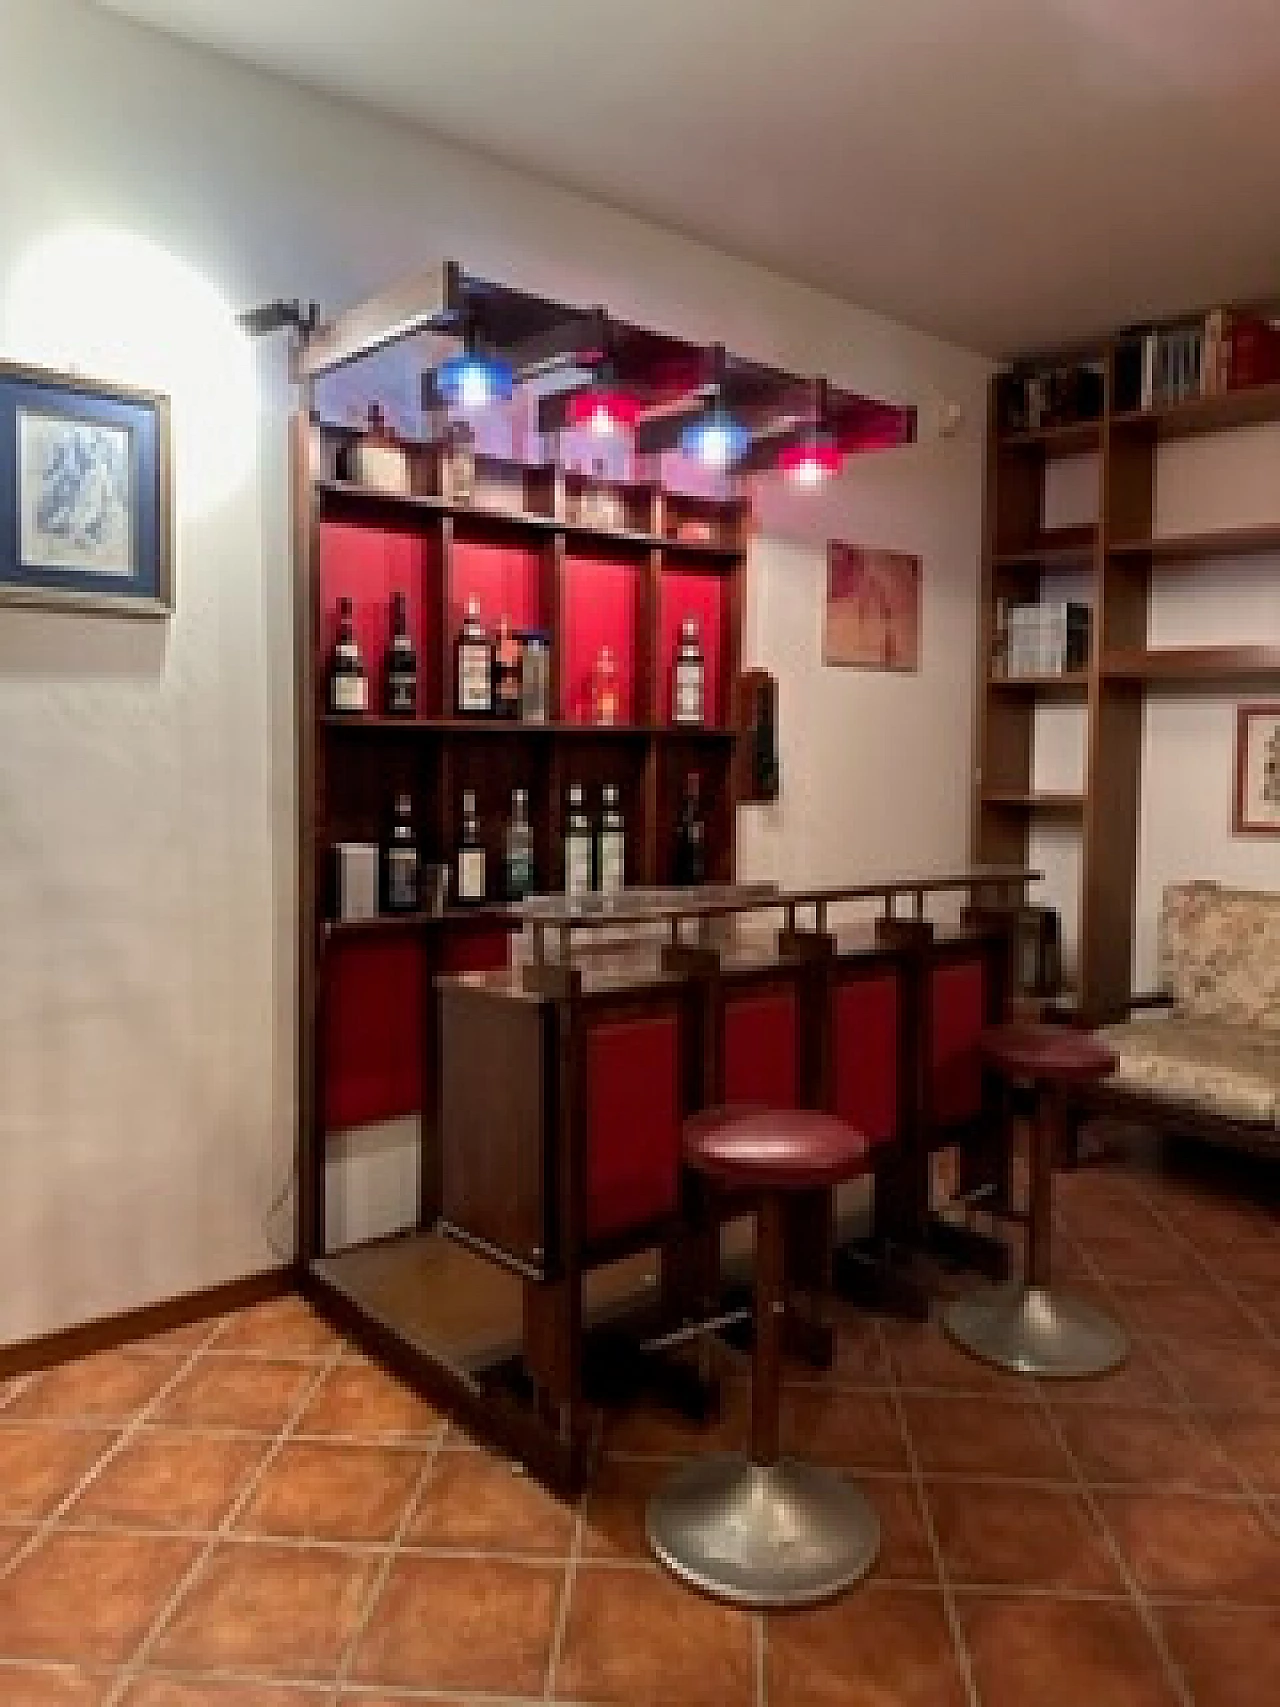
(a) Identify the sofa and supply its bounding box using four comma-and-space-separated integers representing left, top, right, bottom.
1084, 882, 1280, 1153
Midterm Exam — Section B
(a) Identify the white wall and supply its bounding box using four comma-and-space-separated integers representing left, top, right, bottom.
0, 0, 989, 1340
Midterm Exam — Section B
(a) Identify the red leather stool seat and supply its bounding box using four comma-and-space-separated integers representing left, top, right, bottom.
683, 1105, 872, 1192
979, 1022, 1115, 1088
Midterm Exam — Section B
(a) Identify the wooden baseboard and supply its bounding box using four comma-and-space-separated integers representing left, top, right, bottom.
0, 1264, 299, 1381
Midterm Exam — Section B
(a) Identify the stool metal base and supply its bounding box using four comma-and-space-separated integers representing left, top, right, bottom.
943, 1283, 1129, 1379
646, 1454, 880, 1609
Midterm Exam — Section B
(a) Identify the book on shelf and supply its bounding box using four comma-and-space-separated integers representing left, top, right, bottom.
1122, 309, 1280, 412
994, 599, 1091, 678
997, 362, 1104, 435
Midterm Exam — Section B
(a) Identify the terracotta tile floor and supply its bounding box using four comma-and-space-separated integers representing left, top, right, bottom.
2, 1144, 1279, 1704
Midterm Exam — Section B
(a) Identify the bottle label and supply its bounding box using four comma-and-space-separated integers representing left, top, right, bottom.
565, 835, 593, 898
386, 848, 418, 911
457, 643, 491, 713
598, 830, 625, 895
457, 846, 486, 901
674, 659, 704, 724
331, 673, 367, 714
386, 671, 416, 715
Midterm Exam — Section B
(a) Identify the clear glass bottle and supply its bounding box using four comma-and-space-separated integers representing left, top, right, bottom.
455, 788, 486, 904
327, 595, 368, 715
673, 615, 706, 725
382, 792, 419, 913
673, 771, 707, 886
503, 787, 535, 901
384, 590, 418, 717
597, 783, 626, 897
455, 595, 492, 716
593, 645, 620, 726
563, 782, 594, 899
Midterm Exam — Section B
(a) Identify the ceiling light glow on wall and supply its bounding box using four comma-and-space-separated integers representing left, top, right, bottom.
680, 408, 750, 469
779, 431, 843, 488
566, 385, 643, 437
435, 348, 514, 409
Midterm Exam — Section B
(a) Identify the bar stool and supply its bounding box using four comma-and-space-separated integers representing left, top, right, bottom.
646, 1107, 881, 1608
943, 1021, 1128, 1378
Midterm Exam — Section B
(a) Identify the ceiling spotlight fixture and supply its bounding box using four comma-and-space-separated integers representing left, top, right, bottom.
779, 428, 843, 488
435, 319, 514, 410
680, 407, 750, 470
566, 384, 644, 438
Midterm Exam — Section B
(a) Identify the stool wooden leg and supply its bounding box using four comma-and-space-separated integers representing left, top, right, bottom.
1026, 1087, 1057, 1289
753, 1193, 785, 1468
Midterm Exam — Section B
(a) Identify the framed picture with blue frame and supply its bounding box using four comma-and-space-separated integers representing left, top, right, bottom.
0, 360, 172, 616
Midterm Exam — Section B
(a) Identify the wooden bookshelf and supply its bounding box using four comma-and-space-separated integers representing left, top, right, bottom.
977, 310, 1280, 1020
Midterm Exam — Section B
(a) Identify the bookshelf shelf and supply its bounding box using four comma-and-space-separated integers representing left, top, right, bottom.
1111, 380, 1280, 442
987, 672, 1090, 696
997, 419, 1102, 455
1109, 525, 1280, 564
980, 790, 1086, 814
1100, 647, 1280, 685
992, 527, 1097, 571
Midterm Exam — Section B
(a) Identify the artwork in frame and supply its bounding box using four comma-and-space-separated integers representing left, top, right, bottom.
1233, 704, 1280, 835
0, 360, 172, 615
824, 542, 921, 671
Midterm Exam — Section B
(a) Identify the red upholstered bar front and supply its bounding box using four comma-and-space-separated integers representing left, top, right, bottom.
832, 973, 900, 1146
323, 940, 424, 1131
585, 1014, 682, 1242
930, 958, 987, 1127
723, 989, 800, 1109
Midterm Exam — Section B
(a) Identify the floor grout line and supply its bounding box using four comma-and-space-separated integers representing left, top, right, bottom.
0, 1315, 230, 1587
326, 1424, 451, 1707
99, 1338, 350, 1707
542, 1477, 585, 1702
878, 1316, 983, 1707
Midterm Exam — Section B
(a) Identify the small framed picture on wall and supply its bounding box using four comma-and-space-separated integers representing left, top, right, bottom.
824, 542, 921, 672
0, 360, 172, 616
1233, 704, 1280, 835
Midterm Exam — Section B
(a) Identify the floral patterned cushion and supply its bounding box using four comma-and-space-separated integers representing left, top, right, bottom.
1100, 1017, 1280, 1129
1159, 882, 1280, 1029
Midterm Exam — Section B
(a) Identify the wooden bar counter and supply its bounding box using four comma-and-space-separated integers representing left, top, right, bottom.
306, 868, 1034, 1493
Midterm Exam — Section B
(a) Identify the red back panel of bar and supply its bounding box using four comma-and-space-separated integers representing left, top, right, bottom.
436, 924, 515, 975
658, 568, 725, 727
585, 1013, 681, 1242
561, 553, 639, 724
319, 519, 432, 714
723, 989, 799, 1108
930, 958, 987, 1127
449, 537, 541, 642
323, 940, 424, 1131
832, 972, 900, 1145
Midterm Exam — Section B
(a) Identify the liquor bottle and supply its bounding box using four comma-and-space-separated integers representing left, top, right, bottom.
455, 788, 487, 905
673, 771, 707, 886
593, 645, 620, 726
443, 421, 475, 505
503, 787, 535, 901
563, 782, 594, 900
383, 590, 418, 717
673, 616, 706, 725
382, 793, 419, 914
492, 614, 522, 720
327, 596, 368, 716
597, 783, 626, 897
455, 596, 492, 716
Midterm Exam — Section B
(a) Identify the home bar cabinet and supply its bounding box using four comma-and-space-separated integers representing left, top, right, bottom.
291, 261, 1028, 1489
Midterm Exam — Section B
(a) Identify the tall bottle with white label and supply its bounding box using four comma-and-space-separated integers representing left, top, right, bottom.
596, 784, 626, 897
503, 787, 535, 901
327, 596, 368, 716
454, 789, 487, 905
454, 597, 492, 716
673, 615, 705, 725
563, 782, 594, 900
382, 793, 419, 914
